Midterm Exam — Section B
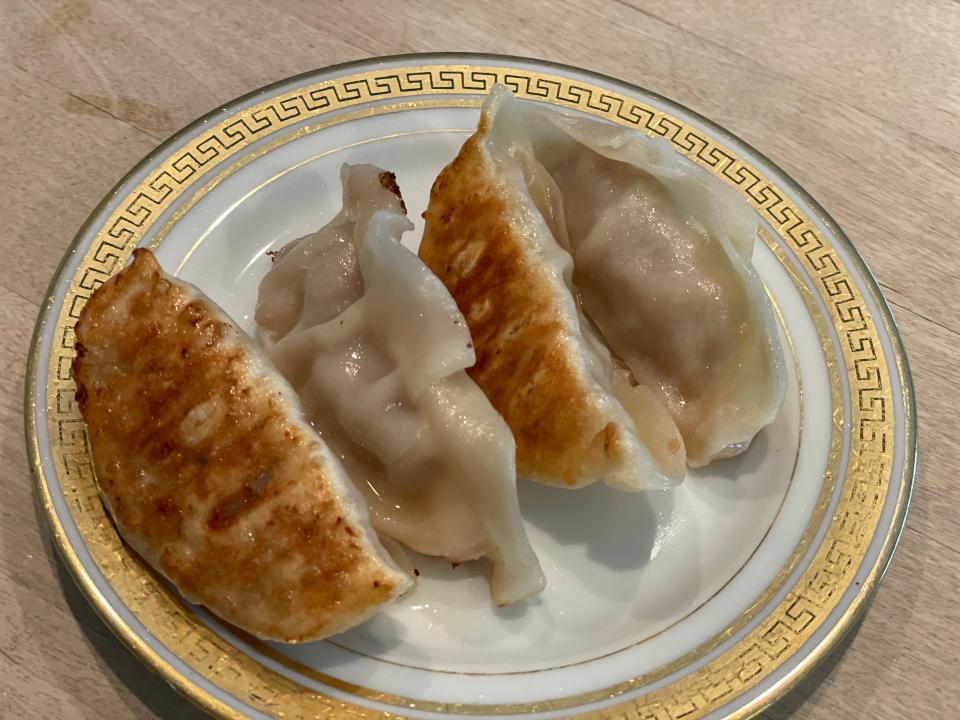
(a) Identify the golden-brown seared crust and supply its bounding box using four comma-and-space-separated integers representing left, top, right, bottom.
72, 249, 407, 642
420, 136, 635, 487
377, 170, 407, 213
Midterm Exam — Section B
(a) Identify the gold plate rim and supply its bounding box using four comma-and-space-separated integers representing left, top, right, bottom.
24, 52, 916, 719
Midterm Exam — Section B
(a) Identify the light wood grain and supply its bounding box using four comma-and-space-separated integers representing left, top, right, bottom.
1, 1, 956, 718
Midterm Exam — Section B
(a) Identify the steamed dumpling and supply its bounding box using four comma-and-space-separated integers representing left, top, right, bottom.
421, 86, 785, 473
256, 169, 404, 347
256, 164, 545, 606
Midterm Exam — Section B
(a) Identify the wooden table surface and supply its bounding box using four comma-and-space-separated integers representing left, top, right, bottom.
2, 1, 957, 717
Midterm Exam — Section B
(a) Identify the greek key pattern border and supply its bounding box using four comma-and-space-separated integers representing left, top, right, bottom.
44, 65, 893, 719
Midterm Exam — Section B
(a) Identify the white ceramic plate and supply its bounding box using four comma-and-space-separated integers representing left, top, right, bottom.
26, 54, 915, 720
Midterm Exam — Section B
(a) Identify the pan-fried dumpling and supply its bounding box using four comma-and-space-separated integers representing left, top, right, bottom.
421, 86, 785, 473
419, 96, 686, 491
256, 164, 545, 605
73, 249, 411, 643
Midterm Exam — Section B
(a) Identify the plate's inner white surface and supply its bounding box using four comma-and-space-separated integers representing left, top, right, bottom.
155, 108, 825, 700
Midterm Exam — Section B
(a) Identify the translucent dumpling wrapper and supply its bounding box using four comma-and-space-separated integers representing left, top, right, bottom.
420, 86, 785, 480
419, 95, 685, 491
256, 164, 545, 606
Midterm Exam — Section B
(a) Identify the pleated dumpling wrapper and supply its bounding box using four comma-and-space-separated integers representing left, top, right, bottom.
256, 164, 546, 606
73, 249, 411, 643
420, 85, 785, 482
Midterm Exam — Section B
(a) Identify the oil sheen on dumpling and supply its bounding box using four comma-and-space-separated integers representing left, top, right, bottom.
422, 86, 785, 470
256, 164, 545, 606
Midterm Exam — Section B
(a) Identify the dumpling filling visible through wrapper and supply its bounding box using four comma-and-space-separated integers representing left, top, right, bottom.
420, 86, 786, 485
